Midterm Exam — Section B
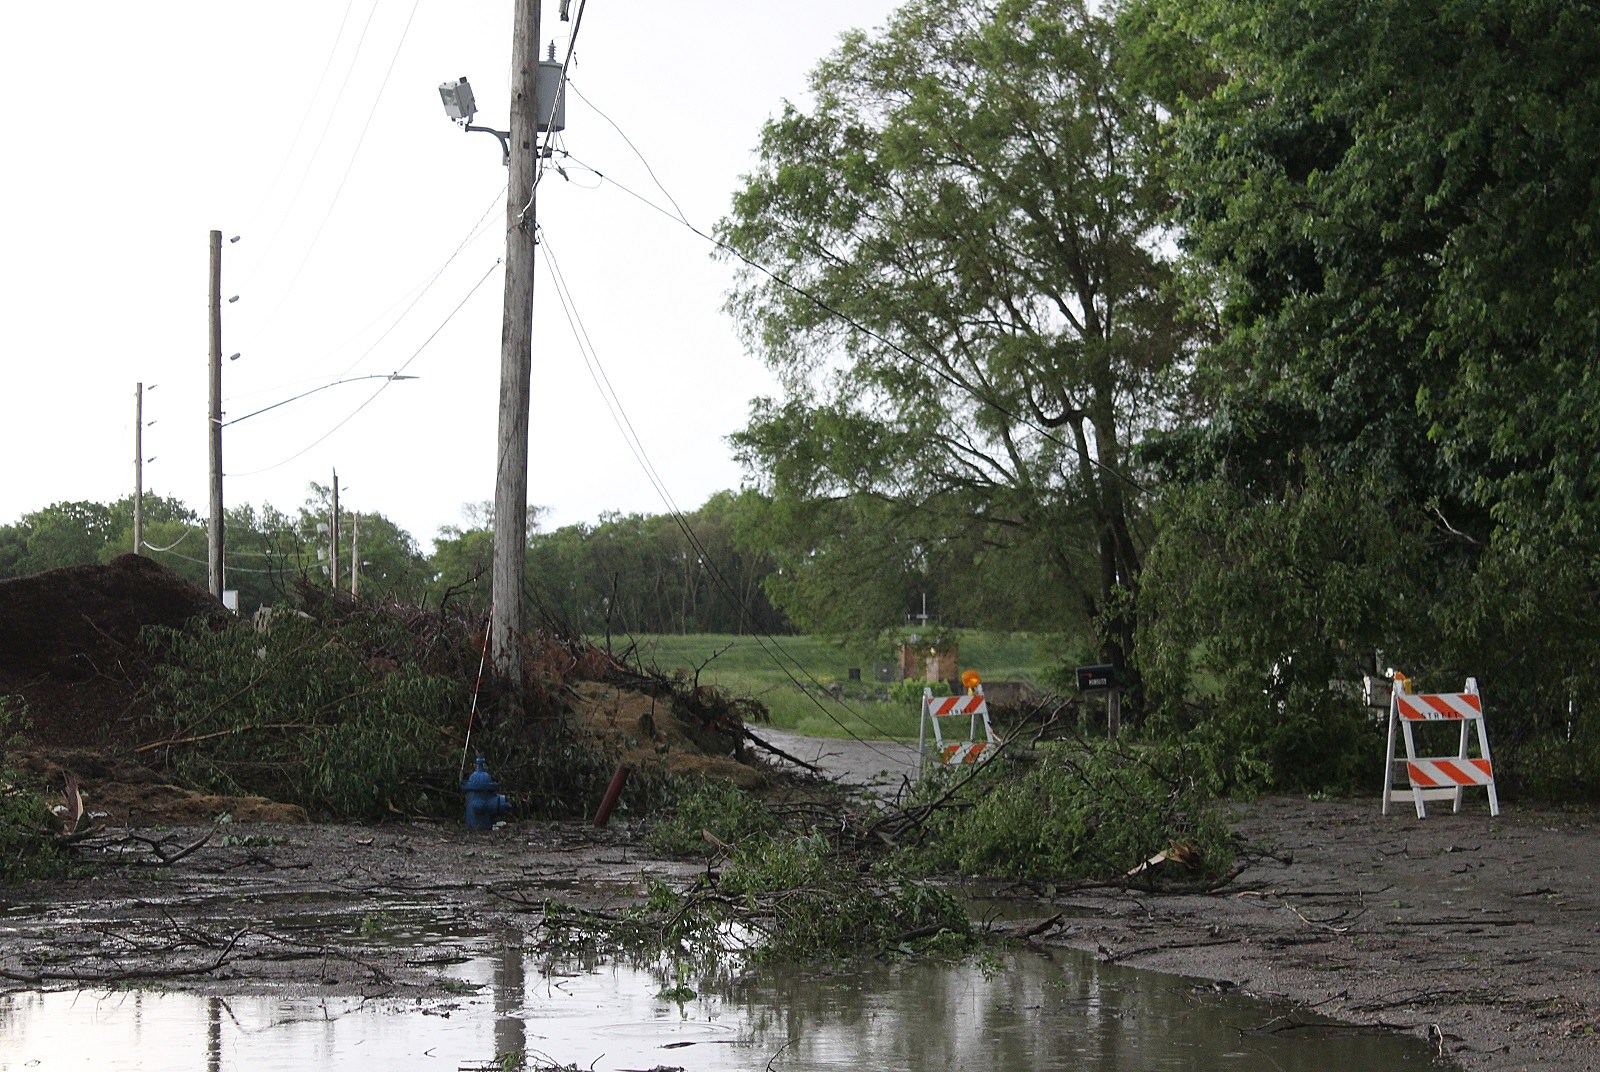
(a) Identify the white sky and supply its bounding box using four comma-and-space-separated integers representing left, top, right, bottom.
0, 1, 901, 549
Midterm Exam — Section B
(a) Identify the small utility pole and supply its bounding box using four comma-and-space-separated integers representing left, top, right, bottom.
490, 0, 543, 690
330, 469, 341, 593
350, 511, 360, 598
134, 382, 145, 556
207, 230, 225, 600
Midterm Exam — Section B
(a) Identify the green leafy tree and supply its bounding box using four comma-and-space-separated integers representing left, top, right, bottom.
1137, 461, 1430, 790
0, 500, 119, 576
294, 483, 430, 604
718, 0, 1189, 665
520, 494, 788, 636
1126, 0, 1600, 794
103, 494, 207, 589
427, 501, 541, 616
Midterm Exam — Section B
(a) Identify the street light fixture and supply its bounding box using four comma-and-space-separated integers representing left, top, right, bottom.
438, 76, 477, 121
439, 76, 511, 166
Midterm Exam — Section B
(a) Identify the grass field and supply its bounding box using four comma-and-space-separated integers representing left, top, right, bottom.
610, 632, 1066, 739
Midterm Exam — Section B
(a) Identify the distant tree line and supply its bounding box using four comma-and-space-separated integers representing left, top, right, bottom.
0, 487, 791, 637
428, 490, 790, 635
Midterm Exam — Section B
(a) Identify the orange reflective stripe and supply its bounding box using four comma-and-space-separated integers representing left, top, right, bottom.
930, 697, 988, 718
1423, 694, 1464, 718
1408, 758, 1494, 787
1407, 762, 1440, 787
1399, 692, 1481, 721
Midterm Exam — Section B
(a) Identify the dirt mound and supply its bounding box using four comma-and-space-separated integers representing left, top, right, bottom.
0, 555, 226, 747
568, 680, 765, 790
13, 748, 308, 825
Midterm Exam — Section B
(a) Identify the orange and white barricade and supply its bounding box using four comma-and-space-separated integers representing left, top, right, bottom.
1381, 675, 1500, 817
919, 684, 996, 773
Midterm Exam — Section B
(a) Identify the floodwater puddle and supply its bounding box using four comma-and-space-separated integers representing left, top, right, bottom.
0, 934, 1441, 1071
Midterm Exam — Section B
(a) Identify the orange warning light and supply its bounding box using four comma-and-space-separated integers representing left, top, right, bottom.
961, 669, 981, 691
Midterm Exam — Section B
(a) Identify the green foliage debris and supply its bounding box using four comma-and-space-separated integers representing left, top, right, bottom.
143, 611, 465, 820
912, 740, 1236, 884
0, 697, 71, 884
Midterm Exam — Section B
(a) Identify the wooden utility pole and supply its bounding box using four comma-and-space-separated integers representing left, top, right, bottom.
330, 469, 341, 592
491, 0, 542, 689
207, 230, 225, 600
134, 382, 145, 555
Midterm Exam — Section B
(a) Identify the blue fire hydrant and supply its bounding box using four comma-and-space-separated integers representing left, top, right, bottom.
462, 755, 510, 830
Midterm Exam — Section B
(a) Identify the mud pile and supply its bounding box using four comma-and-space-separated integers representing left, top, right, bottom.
0, 554, 226, 747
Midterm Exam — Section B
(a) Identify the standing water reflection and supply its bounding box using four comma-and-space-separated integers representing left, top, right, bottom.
0, 943, 1440, 1070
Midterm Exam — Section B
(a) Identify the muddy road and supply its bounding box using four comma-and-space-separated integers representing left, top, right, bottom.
3, 734, 1598, 1070
753, 731, 1600, 1071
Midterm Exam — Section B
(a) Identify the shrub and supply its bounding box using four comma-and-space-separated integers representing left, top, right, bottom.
887, 677, 949, 706
1136, 463, 1429, 793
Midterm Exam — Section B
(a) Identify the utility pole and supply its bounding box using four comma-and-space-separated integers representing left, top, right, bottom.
134, 382, 145, 556
350, 511, 360, 598
491, 0, 542, 691
207, 230, 224, 600
330, 469, 340, 593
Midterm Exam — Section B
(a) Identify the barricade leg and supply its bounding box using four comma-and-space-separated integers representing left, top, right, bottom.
1476, 718, 1501, 817
918, 699, 928, 780
1381, 703, 1399, 815
1403, 720, 1427, 819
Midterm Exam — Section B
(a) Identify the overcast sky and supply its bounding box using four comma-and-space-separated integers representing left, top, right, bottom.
0, 1, 902, 549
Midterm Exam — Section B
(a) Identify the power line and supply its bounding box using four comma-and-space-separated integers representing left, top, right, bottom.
537, 229, 905, 754
147, 545, 289, 575
566, 79, 689, 225
245, 0, 359, 226
229, 256, 501, 477
140, 530, 192, 554
258, 0, 427, 331
562, 151, 1150, 498
244, 0, 380, 293
227, 183, 506, 409
326, 184, 507, 383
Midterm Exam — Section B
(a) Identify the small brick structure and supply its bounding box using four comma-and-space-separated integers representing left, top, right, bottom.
899, 641, 958, 682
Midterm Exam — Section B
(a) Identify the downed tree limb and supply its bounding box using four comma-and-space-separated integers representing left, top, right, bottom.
77, 827, 217, 866
1100, 936, 1244, 964
135, 722, 313, 753
980, 913, 1067, 941
0, 928, 246, 986
740, 728, 826, 775
864, 735, 1015, 845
